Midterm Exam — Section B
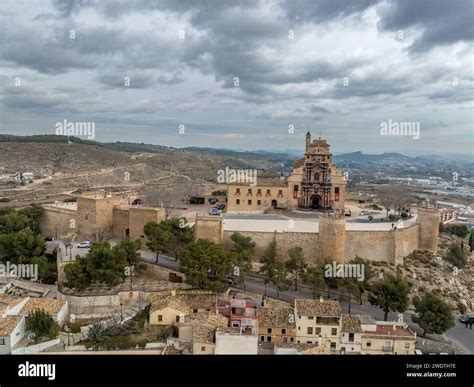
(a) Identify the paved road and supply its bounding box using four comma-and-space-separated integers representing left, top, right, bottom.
141, 252, 474, 354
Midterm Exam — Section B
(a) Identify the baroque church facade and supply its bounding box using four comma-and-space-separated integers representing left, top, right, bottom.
227, 132, 346, 213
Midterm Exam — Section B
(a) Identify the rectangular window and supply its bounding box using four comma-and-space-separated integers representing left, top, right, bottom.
315, 327, 321, 335
201, 346, 206, 352
330, 342, 336, 349
349, 332, 354, 342
193, 309, 198, 313
331, 328, 337, 336
158, 315, 163, 322
366, 341, 371, 347
257, 189, 262, 195
266, 336, 271, 342
308, 316, 314, 320
266, 189, 271, 195
260, 336, 265, 342
281, 329, 286, 335
294, 185, 298, 192
267, 328, 272, 334
405, 342, 410, 349
257, 200, 261, 205
175, 315, 180, 322
236, 199, 240, 205
307, 327, 313, 334
0, 338, 5, 345
335, 186, 340, 202
236, 188, 240, 194
248, 200, 252, 205
247, 189, 252, 195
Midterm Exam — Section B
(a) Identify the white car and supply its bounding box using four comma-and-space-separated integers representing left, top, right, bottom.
77, 241, 91, 248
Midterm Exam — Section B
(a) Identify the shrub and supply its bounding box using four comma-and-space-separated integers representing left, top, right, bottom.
26, 309, 59, 342
443, 243, 467, 269
388, 214, 396, 221
65, 322, 81, 334
401, 212, 408, 219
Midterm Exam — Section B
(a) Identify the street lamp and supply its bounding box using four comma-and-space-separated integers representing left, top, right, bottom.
120, 302, 123, 322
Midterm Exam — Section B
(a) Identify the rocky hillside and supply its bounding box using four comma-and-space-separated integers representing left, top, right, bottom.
371, 234, 473, 315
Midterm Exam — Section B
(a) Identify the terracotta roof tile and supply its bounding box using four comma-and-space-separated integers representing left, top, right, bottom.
20, 298, 66, 316
341, 315, 363, 333
0, 315, 23, 336
258, 307, 295, 328
295, 299, 341, 317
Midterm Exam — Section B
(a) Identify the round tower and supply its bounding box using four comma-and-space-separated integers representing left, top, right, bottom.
319, 212, 346, 263
417, 207, 439, 252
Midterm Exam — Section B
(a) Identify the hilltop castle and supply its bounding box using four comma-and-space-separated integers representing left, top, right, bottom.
227, 132, 346, 213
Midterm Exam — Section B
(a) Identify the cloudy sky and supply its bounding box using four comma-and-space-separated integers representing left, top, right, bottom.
0, 0, 472, 155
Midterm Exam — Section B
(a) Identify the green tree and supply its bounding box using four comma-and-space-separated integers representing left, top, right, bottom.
0, 210, 28, 234
64, 240, 136, 290
180, 239, 235, 293
443, 243, 467, 269
113, 238, 146, 285
31, 256, 55, 283
26, 309, 59, 342
259, 235, 277, 296
412, 292, 455, 335
321, 258, 341, 297
368, 272, 411, 321
229, 232, 255, 288
64, 256, 92, 290
144, 221, 172, 263
167, 218, 194, 260
86, 322, 106, 350
349, 256, 374, 305
18, 205, 44, 235
0, 228, 44, 264
341, 278, 360, 315
272, 261, 291, 298
302, 267, 325, 299
286, 246, 305, 291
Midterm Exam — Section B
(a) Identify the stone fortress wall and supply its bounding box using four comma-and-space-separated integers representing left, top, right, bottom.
201, 208, 439, 265
39, 194, 166, 241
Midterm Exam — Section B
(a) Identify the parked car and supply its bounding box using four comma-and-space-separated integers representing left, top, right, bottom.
216, 204, 226, 210
44, 236, 55, 242
459, 314, 474, 323
414, 349, 423, 355
209, 208, 221, 216
77, 241, 91, 248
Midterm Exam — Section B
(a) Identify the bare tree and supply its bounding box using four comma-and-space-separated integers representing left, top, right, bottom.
378, 186, 393, 217
391, 185, 409, 215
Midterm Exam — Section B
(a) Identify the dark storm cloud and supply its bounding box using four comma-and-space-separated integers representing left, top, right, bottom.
279, 0, 379, 23
378, 0, 474, 52
0, 0, 472, 154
